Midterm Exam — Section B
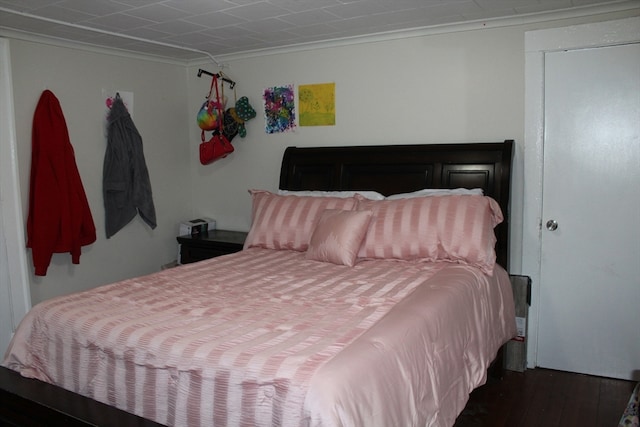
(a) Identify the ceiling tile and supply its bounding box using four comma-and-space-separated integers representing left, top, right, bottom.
279, 9, 340, 26
23, 5, 94, 23
268, 0, 340, 13
124, 4, 191, 23
56, 0, 128, 16
235, 17, 297, 33
224, 2, 291, 20
85, 12, 156, 30
185, 11, 247, 27
146, 19, 207, 35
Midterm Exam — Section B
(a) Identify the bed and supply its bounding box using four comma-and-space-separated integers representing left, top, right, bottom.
2, 140, 515, 427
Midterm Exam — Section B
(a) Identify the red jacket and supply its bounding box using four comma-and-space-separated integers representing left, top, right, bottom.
27, 90, 96, 276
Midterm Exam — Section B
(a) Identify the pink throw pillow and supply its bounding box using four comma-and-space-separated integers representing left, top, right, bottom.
305, 209, 373, 266
244, 190, 357, 251
356, 195, 503, 275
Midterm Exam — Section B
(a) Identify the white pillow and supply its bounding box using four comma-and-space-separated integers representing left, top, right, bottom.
386, 188, 483, 200
277, 189, 385, 200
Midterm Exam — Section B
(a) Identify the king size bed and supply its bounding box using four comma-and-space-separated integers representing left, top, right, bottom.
2, 140, 515, 427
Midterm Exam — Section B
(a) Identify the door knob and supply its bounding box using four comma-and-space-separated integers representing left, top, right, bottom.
546, 219, 558, 231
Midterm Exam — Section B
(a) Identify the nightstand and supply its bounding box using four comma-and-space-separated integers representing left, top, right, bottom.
177, 229, 248, 264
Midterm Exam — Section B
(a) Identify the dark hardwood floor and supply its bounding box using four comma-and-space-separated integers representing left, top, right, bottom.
454, 368, 637, 427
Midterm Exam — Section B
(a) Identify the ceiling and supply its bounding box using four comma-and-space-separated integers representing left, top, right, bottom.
0, 0, 637, 63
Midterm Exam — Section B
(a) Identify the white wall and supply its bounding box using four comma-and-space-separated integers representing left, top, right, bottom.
187, 27, 524, 255
185, 9, 638, 276
9, 40, 193, 304
6, 8, 637, 307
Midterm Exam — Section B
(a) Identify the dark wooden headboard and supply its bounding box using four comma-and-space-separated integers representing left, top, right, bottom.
279, 140, 513, 269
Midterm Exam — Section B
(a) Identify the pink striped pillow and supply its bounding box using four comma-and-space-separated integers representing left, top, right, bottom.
356, 195, 504, 275
306, 209, 373, 266
244, 190, 357, 251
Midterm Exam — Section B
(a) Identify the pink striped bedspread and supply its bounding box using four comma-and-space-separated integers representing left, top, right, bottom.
3, 248, 515, 427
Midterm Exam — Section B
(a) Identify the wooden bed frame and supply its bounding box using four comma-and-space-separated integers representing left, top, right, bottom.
1, 140, 513, 426
280, 140, 513, 269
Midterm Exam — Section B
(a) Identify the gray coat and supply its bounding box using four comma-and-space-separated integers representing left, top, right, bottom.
103, 95, 156, 238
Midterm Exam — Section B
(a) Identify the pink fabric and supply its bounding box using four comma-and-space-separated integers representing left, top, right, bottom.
356, 195, 504, 275
3, 249, 515, 427
244, 190, 357, 251
305, 209, 373, 266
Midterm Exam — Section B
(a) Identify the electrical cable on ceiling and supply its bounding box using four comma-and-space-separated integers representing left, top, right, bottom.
0, 7, 223, 67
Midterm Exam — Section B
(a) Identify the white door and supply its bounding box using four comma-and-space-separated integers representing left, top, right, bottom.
0, 201, 14, 354
537, 43, 640, 380
1, 38, 31, 355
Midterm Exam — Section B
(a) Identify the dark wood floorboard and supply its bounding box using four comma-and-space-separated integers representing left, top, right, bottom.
454, 368, 637, 427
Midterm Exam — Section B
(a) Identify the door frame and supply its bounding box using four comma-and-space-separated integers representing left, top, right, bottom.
0, 38, 31, 353
523, 16, 640, 368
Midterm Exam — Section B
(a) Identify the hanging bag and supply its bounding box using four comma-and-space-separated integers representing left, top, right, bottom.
199, 131, 234, 165
199, 75, 234, 165
222, 87, 257, 142
197, 74, 225, 134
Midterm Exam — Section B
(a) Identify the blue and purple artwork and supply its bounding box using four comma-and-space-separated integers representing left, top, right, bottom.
263, 85, 296, 134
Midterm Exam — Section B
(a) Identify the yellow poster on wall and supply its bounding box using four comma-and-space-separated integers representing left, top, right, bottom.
299, 83, 335, 126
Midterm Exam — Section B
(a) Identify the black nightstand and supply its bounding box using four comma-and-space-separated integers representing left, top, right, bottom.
177, 229, 248, 264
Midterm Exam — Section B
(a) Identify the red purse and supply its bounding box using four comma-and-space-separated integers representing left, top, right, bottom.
199, 131, 234, 165
199, 74, 234, 165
